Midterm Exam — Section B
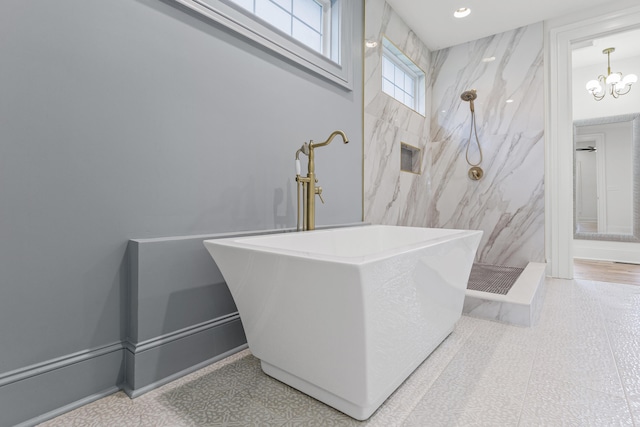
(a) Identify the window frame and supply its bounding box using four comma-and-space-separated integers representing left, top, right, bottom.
381, 37, 425, 115
172, 0, 352, 90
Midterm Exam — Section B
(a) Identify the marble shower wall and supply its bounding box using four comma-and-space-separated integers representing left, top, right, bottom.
364, 1, 544, 267
364, 0, 432, 226
430, 23, 545, 267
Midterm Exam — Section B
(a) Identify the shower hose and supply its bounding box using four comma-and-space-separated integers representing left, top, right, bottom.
465, 109, 483, 167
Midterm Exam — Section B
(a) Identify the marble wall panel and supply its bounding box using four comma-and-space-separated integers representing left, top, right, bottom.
365, 1, 544, 267
429, 23, 545, 267
364, 0, 432, 227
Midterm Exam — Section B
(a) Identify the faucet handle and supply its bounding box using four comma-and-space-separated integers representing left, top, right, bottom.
317, 187, 324, 204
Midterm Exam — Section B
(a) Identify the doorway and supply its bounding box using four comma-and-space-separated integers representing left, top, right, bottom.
546, 6, 640, 278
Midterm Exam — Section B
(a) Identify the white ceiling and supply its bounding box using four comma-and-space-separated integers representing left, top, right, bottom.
572, 28, 640, 69
385, 0, 628, 51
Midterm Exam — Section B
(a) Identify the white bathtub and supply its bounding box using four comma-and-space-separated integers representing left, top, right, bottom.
204, 225, 482, 420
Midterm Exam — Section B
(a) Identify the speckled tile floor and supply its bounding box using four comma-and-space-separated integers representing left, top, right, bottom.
39, 277, 640, 426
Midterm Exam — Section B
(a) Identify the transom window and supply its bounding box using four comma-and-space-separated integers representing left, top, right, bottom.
382, 37, 425, 115
227, 0, 339, 63
173, 0, 352, 89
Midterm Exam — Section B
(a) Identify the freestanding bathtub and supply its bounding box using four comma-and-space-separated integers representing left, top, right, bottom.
204, 225, 482, 420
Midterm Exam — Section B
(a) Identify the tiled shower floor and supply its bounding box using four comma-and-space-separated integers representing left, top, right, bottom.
467, 263, 525, 295
39, 278, 640, 426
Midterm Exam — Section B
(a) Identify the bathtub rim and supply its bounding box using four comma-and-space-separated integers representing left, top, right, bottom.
203, 225, 482, 266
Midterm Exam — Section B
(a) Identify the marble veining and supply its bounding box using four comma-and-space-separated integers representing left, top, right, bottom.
429, 23, 545, 267
364, 0, 432, 228
365, 1, 544, 267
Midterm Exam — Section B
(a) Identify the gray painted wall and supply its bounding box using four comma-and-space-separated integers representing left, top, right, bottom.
0, 0, 363, 424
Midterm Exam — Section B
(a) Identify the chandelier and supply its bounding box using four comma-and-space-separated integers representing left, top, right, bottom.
585, 47, 637, 101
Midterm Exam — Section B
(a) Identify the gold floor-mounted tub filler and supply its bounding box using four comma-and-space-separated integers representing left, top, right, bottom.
295, 130, 349, 231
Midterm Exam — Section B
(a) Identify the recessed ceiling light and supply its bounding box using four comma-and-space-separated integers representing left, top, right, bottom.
365, 40, 378, 48
482, 56, 496, 62
506, 99, 514, 103
454, 8, 471, 18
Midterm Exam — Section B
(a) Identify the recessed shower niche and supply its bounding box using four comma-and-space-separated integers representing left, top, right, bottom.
400, 142, 421, 174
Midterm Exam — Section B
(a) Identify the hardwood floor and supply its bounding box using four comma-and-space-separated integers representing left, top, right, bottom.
574, 259, 640, 286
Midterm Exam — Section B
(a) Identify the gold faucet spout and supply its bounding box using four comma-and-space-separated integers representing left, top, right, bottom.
310, 130, 349, 149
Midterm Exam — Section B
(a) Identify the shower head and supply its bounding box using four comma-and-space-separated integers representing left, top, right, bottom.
461, 90, 477, 112
460, 90, 477, 102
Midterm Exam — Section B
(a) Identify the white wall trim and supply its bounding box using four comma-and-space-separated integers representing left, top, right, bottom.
544, 5, 640, 278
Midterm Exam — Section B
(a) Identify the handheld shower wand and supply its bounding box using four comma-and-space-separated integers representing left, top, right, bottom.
295, 142, 309, 175
295, 142, 310, 231
461, 90, 477, 112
